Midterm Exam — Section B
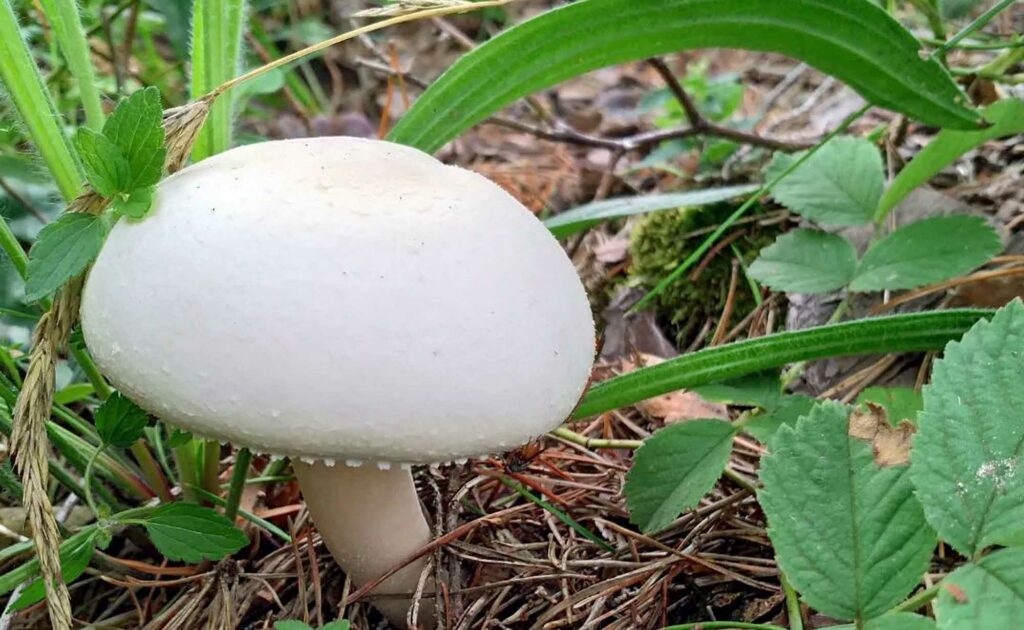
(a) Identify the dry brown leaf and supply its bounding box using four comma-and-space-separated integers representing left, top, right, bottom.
848, 402, 915, 467
622, 354, 729, 422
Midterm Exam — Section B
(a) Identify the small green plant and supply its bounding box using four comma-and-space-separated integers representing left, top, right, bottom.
747, 134, 1009, 296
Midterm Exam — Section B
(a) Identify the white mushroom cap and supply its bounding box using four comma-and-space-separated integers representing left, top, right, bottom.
81, 137, 595, 464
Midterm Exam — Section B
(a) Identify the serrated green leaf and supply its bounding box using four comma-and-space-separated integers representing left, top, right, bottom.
95, 392, 149, 448
72, 128, 129, 197
877, 99, 1024, 221
114, 186, 156, 220
829, 612, 937, 630
934, 548, 1024, 629
744, 394, 816, 444
850, 216, 1001, 292
857, 387, 923, 425
543, 185, 758, 239
759, 401, 935, 622
273, 622, 314, 630
390, 0, 980, 153
625, 419, 736, 533
142, 502, 248, 563
575, 309, 991, 419
10, 529, 95, 610
911, 300, 1024, 556
103, 87, 166, 189
24, 213, 108, 302
766, 137, 883, 226
749, 230, 857, 293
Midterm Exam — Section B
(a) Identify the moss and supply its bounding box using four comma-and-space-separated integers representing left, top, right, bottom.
628, 202, 779, 346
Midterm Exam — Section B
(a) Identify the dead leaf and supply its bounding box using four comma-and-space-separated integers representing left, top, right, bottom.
848, 403, 915, 467
621, 354, 729, 422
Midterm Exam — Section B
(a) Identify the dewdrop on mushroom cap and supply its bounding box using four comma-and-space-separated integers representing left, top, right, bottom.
80, 137, 596, 627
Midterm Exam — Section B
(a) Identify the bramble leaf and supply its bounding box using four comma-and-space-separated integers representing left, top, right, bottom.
95, 392, 149, 448
934, 548, 1024, 630
749, 229, 857, 293
766, 137, 883, 226
743, 394, 816, 444
625, 419, 736, 533
142, 502, 248, 563
759, 401, 934, 622
828, 612, 937, 630
72, 128, 129, 197
911, 300, 1024, 555
103, 86, 166, 189
24, 213, 108, 302
850, 216, 1000, 292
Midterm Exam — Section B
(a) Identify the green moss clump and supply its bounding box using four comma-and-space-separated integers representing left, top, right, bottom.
628, 203, 778, 346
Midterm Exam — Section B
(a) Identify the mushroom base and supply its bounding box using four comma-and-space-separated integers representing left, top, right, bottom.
294, 461, 435, 628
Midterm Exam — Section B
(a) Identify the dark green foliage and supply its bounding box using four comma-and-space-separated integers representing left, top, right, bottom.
628, 203, 779, 345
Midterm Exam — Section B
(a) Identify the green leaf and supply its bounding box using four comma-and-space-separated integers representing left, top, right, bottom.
625, 420, 737, 533
911, 300, 1024, 555
877, 99, 1024, 221
543, 185, 758, 239
766, 137, 883, 226
322, 622, 351, 630
95, 392, 149, 448
54, 382, 95, 405
749, 230, 857, 293
72, 128, 129, 197
103, 87, 166, 189
850, 216, 1001, 292
574, 309, 991, 419
389, 0, 979, 153
10, 529, 95, 610
24, 213, 108, 302
142, 502, 248, 563
759, 402, 935, 622
273, 622, 314, 630
744, 395, 816, 444
166, 428, 194, 448
828, 613, 937, 630
934, 548, 1024, 630
113, 186, 156, 220
692, 371, 783, 409
857, 387, 923, 425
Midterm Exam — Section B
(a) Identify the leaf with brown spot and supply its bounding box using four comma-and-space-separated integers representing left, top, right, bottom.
849, 402, 915, 467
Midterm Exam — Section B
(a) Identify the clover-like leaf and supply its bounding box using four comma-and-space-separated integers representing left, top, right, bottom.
73, 128, 129, 197
95, 392, 149, 448
103, 86, 166, 189
24, 213, 108, 302
749, 229, 857, 293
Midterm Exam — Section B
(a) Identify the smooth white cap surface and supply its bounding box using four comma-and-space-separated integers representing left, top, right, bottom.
81, 137, 595, 464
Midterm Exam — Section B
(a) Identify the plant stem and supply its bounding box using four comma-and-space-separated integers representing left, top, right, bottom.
780, 572, 804, 630
932, 0, 1018, 59
70, 347, 111, 400
83, 446, 106, 518
0, 0, 82, 201
630, 103, 871, 313
37, 0, 104, 130
190, 0, 246, 161
223, 447, 251, 521
129, 442, 172, 503
892, 582, 941, 613
187, 485, 292, 542
172, 443, 200, 503
201, 439, 221, 498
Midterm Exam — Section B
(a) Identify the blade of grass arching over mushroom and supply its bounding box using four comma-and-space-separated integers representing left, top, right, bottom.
190, 0, 247, 161
388, 0, 980, 153
572, 309, 993, 419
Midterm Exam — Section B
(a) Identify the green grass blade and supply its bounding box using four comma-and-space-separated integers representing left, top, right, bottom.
389, 0, 980, 152
190, 0, 247, 161
0, 0, 82, 200
574, 309, 992, 419
38, 0, 104, 131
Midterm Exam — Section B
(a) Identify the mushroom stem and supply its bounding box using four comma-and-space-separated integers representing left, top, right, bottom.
294, 461, 435, 628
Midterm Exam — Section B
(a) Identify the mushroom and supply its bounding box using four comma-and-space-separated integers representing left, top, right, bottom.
80, 137, 596, 627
